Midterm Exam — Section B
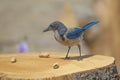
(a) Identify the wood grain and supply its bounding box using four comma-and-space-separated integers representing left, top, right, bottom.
0, 53, 119, 80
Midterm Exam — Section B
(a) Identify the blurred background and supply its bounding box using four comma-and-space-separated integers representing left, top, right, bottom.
0, 0, 120, 73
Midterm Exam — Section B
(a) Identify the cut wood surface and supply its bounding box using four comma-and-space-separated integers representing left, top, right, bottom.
0, 53, 119, 80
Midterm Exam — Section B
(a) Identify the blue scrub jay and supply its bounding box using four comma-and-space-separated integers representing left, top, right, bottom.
43, 21, 99, 59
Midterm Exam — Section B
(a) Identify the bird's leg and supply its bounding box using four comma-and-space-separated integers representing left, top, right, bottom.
65, 47, 71, 59
78, 44, 82, 60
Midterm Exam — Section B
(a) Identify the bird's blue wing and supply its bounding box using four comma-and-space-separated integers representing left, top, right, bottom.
82, 21, 99, 29
66, 28, 84, 39
66, 21, 99, 39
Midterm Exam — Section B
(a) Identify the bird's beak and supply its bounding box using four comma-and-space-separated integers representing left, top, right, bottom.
43, 28, 49, 32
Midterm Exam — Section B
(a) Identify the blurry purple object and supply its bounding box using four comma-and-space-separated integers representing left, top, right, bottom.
17, 41, 28, 53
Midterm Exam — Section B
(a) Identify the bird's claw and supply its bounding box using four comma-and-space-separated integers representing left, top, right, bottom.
78, 57, 82, 61
64, 57, 70, 60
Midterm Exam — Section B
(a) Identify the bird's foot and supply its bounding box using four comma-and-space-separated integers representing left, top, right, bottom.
78, 57, 83, 61
64, 57, 70, 60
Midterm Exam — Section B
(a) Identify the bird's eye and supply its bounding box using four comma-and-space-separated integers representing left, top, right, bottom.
49, 24, 57, 30
50, 25, 54, 28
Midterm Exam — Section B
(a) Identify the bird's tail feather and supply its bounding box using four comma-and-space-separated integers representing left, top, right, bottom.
82, 21, 99, 30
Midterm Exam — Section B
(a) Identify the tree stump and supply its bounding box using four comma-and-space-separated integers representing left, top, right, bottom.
0, 53, 119, 80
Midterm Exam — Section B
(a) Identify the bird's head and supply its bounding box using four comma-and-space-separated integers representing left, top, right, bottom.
43, 21, 66, 32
